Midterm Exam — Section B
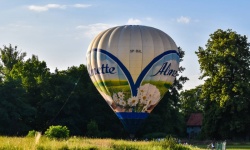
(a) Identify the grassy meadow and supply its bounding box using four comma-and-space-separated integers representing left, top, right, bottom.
0, 136, 202, 150
1, 135, 250, 150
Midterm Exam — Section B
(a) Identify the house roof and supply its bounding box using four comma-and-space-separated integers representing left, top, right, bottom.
187, 113, 203, 126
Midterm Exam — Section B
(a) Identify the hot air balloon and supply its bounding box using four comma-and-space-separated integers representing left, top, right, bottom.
86, 25, 179, 136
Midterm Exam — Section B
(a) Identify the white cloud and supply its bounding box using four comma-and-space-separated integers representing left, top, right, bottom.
47, 4, 66, 9
28, 5, 48, 12
126, 18, 142, 25
28, 3, 91, 12
76, 23, 116, 38
72, 4, 91, 8
28, 4, 66, 12
177, 16, 190, 24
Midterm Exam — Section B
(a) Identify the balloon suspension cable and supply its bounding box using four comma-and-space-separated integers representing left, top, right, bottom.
42, 72, 83, 132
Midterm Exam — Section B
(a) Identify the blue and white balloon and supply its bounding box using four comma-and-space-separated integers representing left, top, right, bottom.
86, 25, 179, 134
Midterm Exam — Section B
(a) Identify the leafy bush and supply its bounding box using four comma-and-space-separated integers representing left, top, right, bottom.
45, 125, 69, 139
26, 130, 38, 137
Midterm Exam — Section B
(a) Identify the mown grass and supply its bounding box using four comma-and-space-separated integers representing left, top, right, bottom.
0, 136, 202, 150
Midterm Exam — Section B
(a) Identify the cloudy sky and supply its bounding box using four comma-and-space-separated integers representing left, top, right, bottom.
0, 0, 249, 90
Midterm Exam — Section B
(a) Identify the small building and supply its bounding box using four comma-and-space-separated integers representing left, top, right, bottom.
186, 113, 203, 138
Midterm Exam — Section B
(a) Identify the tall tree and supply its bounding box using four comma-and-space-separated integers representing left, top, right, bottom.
0, 45, 36, 135
9, 55, 51, 131
0, 44, 26, 80
0, 79, 37, 135
195, 29, 250, 139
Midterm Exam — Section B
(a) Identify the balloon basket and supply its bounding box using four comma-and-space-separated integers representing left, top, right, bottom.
116, 112, 149, 136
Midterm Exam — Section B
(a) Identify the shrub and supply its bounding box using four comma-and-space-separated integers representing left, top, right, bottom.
26, 130, 38, 137
45, 125, 69, 139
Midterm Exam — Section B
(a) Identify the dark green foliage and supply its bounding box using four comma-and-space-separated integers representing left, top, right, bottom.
0, 79, 36, 135
26, 130, 37, 137
45, 125, 69, 139
143, 132, 167, 140
86, 120, 100, 137
0, 44, 26, 78
196, 29, 250, 139
0, 44, 187, 139
180, 86, 204, 121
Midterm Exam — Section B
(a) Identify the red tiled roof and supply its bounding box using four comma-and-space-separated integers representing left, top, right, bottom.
187, 113, 203, 126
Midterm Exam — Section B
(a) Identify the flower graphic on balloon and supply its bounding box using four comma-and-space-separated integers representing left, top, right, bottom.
127, 96, 139, 107
111, 83, 161, 113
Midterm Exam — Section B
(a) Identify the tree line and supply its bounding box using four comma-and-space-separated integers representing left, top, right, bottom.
0, 44, 187, 138
0, 28, 250, 140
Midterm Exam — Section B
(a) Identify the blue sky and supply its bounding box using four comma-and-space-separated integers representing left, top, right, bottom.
0, 0, 249, 90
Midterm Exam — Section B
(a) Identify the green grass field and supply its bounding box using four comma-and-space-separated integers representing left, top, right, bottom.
0, 136, 203, 150
1, 136, 250, 149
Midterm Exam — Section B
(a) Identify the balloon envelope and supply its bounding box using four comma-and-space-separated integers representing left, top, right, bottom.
86, 25, 179, 134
